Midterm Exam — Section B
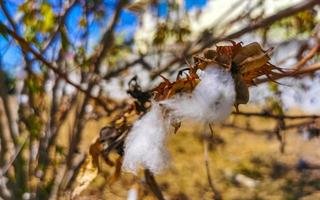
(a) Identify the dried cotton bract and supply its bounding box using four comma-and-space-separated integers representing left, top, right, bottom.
122, 102, 170, 174
162, 66, 236, 123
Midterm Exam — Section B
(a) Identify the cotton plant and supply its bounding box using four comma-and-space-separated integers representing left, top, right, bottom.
122, 41, 282, 174
73, 41, 283, 196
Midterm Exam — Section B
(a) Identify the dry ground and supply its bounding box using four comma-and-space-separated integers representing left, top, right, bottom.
73, 106, 320, 200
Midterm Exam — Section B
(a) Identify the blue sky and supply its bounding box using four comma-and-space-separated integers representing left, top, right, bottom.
0, 0, 207, 75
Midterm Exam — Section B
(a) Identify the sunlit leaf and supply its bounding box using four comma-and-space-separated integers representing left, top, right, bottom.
71, 154, 98, 198
40, 3, 55, 33
72, 138, 102, 198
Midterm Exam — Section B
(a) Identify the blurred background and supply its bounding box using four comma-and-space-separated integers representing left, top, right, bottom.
0, 0, 320, 199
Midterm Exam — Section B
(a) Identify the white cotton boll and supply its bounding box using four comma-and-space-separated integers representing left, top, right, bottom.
123, 102, 170, 174
127, 187, 138, 200
162, 66, 235, 123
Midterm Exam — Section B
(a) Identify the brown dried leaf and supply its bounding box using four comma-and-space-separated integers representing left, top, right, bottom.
233, 42, 266, 62
153, 41, 279, 106
71, 154, 98, 198
232, 72, 249, 105
153, 76, 200, 101
71, 139, 101, 198
126, 0, 158, 13
126, 0, 149, 13
89, 138, 102, 168
108, 157, 123, 185
239, 53, 270, 74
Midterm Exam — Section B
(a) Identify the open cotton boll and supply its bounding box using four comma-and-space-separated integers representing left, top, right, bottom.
122, 102, 170, 174
162, 66, 236, 123
123, 66, 235, 174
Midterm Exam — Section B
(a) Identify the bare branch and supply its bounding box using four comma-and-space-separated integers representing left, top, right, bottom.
203, 125, 221, 200
41, 0, 78, 52
93, 0, 128, 72
144, 169, 165, 200
256, 62, 320, 84
232, 111, 320, 120
222, 120, 315, 134
103, 56, 146, 79
0, 136, 27, 176
151, 0, 320, 78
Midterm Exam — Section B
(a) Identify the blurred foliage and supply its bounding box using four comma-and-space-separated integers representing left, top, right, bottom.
19, 1, 55, 42
153, 22, 191, 45
271, 10, 318, 38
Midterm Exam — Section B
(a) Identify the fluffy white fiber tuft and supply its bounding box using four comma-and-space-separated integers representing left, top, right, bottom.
123, 65, 236, 174
162, 66, 236, 123
122, 102, 170, 174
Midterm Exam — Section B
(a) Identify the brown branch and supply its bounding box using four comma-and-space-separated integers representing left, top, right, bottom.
62, 2, 128, 186
144, 169, 165, 200
1, 136, 27, 176
61, 0, 128, 172
256, 62, 320, 84
291, 43, 320, 71
103, 57, 143, 79
221, 123, 274, 135
92, 0, 128, 72
285, 120, 316, 130
151, 0, 320, 78
0, 108, 6, 168
203, 125, 221, 200
212, 0, 264, 40
222, 119, 315, 135
255, 42, 320, 84
0, 71, 19, 144
222, 0, 320, 41
232, 111, 320, 120
41, 0, 78, 52
209, 0, 245, 30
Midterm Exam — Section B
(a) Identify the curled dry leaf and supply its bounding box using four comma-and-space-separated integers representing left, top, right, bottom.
159, 41, 282, 106
71, 140, 101, 199
72, 136, 118, 198
199, 41, 280, 84
126, 0, 158, 13
153, 75, 200, 101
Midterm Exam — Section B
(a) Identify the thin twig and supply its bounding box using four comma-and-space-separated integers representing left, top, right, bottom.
93, 0, 128, 72
291, 43, 320, 71
0, 136, 27, 176
41, 0, 78, 52
232, 111, 320, 120
144, 169, 165, 200
221, 120, 315, 134
151, 0, 320, 78
256, 62, 320, 84
103, 57, 144, 79
203, 124, 221, 200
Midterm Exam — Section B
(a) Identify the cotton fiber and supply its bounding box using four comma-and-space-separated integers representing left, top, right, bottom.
122, 102, 170, 174
123, 65, 236, 174
162, 66, 236, 123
